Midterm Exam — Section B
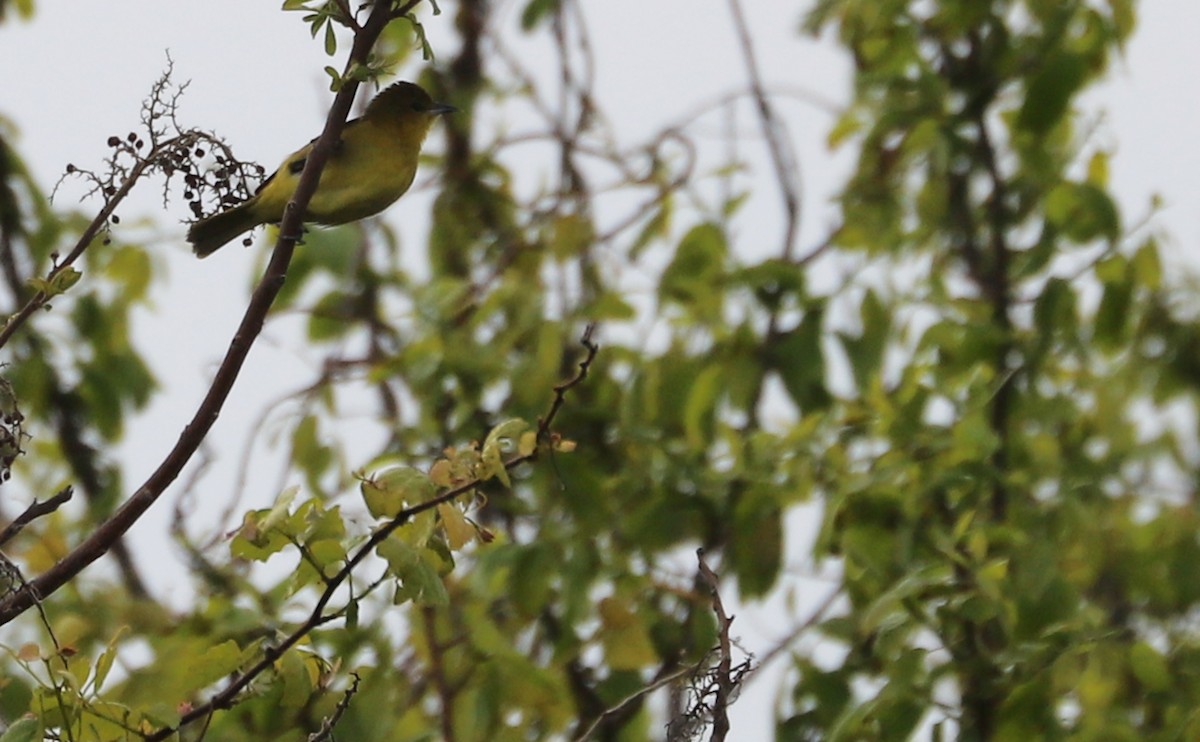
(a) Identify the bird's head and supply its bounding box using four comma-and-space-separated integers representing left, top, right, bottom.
367, 81, 457, 121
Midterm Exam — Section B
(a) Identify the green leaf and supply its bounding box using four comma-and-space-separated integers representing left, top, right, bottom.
1128, 642, 1170, 692
323, 65, 341, 90
483, 418, 529, 453
279, 650, 313, 709
361, 467, 436, 520
0, 718, 40, 742
292, 415, 333, 488
0, 675, 32, 726
1131, 237, 1162, 290
103, 245, 152, 300
307, 290, 352, 341
378, 539, 450, 606
683, 364, 722, 450
770, 306, 830, 412
838, 289, 892, 392
520, 0, 558, 29
189, 640, 243, 690
323, 19, 337, 55
509, 543, 556, 617
480, 418, 529, 487
598, 597, 657, 670
1094, 275, 1133, 348
1017, 52, 1087, 134
1033, 277, 1074, 339
230, 510, 292, 560
438, 502, 474, 550
29, 266, 81, 298
861, 566, 953, 635
261, 485, 299, 533
91, 626, 128, 694
731, 494, 783, 598
549, 212, 593, 260
1044, 181, 1119, 242
659, 223, 726, 316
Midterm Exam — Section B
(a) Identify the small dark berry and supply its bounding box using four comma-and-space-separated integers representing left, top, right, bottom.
108, 136, 120, 147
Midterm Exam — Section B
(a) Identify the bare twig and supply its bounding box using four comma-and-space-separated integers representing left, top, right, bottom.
744, 585, 841, 678
1, 62, 257, 353
0, 486, 73, 547
574, 663, 700, 742
537, 322, 596, 438
307, 672, 361, 742
725, 0, 801, 262
0, 154, 146, 350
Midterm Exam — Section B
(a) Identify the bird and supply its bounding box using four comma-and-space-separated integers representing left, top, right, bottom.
186, 81, 455, 258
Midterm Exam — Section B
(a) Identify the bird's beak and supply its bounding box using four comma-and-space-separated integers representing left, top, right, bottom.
428, 103, 458, 115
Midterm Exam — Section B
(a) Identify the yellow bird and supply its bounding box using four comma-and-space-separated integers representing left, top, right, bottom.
186, 81, 455, 258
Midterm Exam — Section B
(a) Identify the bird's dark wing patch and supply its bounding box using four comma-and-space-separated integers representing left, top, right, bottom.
285, 119, 359, 176
253, 171, 275, 196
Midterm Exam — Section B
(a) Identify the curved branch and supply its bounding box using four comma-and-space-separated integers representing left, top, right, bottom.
0, 0, 413, 629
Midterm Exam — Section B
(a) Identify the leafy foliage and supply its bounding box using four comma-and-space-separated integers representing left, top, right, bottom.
3, 0, 1200, 740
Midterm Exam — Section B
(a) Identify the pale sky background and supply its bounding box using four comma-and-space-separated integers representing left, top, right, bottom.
2, 0, 1199, 737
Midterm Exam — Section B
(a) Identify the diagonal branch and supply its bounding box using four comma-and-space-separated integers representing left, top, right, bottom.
725, 0, 801, 263
146, 324, 598, 740
0, 0, 413, 629
0, 152, 148, 350
0, 486, 72, 548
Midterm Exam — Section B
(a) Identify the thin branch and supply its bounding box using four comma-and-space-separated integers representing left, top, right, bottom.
537, 322, 596, 438
573, 663, 699, 742
0, 486, 73, 547
0, 152, 148, 350
0, 0, 402, 631
307, 672, 361, 742
696, 549, 733, 742
724, 0, 809, 435
423, 606, 459, 742
725, 0, 801, 263
144, 323, 598, 740
331, 0, 361, 31
743, 584, 841, 677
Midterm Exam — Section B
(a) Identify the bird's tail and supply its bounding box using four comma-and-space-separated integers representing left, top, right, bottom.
187, 201, 262, 258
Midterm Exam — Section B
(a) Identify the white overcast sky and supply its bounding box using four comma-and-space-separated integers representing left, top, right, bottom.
2, 0, 1200, 735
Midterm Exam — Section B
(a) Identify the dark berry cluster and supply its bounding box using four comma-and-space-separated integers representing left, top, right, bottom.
0, 376, 25, 484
